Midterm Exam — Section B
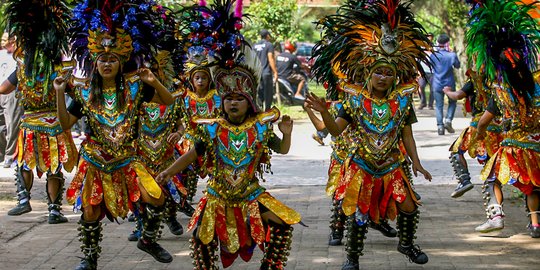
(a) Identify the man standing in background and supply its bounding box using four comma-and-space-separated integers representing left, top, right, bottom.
0, 33, 22, 168
254, 29, 278, 111
430, 33, 460, 135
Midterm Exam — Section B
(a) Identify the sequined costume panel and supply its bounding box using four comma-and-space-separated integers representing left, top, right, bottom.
137, 99, 186, 201
326, 101, 349, 196
14, 52, 78, 173
66, 73, 162, 218
187, 108, 301, 260
481, 72, 540, 192
335, 82, 419, 221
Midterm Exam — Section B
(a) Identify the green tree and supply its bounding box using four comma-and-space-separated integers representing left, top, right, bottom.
243, 0, 301, 43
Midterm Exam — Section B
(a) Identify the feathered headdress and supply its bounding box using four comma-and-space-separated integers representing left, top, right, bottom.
313, 0, 431, 95
187, 0, 260, 111
5, 0, 70, 80
465, 0, 540, 105
70, 0, 174, 75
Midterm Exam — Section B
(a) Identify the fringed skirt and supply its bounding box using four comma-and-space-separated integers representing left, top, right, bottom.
481, 130, 540, 195
16, 111, 77, 174
335, 157, 419, 223
66, 144, 162, 219
326, 149, 346, 197
187, 188, 301, 266
449, 117, 504, 162
138, 153, 187, 205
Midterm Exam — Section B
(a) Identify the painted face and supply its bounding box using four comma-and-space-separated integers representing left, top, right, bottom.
223, 93, 249, 123
96, 53, 120, 80
370, 66, 396, 93
192, 71, 210, 92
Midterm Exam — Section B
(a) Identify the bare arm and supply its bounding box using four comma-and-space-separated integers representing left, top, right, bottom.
139, 68, 175, 105
305, 92, 348, 136
303, 102, 326, 131
276, 115, 293, 154
166, 118, 185, 144
443, 87, 466, 100
0, 77, 16, 95
401, 125, 432, 181
268, 51, 278, 81
155, 147, 198, 184
54, 77, 79, 130
476, 110, 495, 141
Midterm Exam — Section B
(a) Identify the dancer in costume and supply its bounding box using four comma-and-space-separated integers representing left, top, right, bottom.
156, 1, 301, 269
444, 68, 504, 198
307, 1, 433, 269
177, 52, 221, 210
465, 0, 540, 237
0, 0, 77, 224
54, 1, 176, 269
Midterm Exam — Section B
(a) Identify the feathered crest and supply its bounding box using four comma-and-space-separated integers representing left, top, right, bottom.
466, 0, 540, 105
312, 0, 431, 97
183, 0, 260, 111
5, 0, 70, 80
70, 0, 176, 75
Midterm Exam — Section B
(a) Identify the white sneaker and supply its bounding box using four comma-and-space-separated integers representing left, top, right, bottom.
475, 217, 504, 233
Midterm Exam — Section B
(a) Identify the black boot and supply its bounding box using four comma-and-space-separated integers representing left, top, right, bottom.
449, 153, 473, 198
8, 166, 32, 216
397, 210, 428, 264
342, 217, 367, 270
164, 198, 183, 236
190, 231, 219, 270
329, 198, 345, 246
46, 172, 68, 224
370, 219, 397, 238
137, 204, 173, 263
260, 221, 294, 270
75, 219, 102, 270
178, 201, 195, 217
184, 170, 198, 203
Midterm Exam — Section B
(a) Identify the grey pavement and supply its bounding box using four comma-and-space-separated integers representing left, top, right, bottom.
1, 106, 539, 270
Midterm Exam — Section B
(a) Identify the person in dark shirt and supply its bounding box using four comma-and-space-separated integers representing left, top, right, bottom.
276, 41, 307, 99
253, 29, 278, 111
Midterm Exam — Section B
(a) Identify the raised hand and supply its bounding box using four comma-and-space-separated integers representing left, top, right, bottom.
305, 92, 328, 113
278, 115, 293, 135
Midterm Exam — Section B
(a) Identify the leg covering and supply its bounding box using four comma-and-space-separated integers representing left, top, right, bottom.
184, 170, 198, 203
260, 221, 294, 270
475, 180, 504, 232
450, 153, 473, 198
164, 196, 183, 236
397, 210, 428, 264
128, 216, 143, 241
189, 231, 219, 270
137, 204, 173, 263
341, 216, 368, 270
46, 172, 68, 224
75, 219, 102, 270
7, 166, 32, 216
329, 198, 345, 246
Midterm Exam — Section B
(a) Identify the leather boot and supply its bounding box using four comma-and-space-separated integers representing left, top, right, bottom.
137, 204, 173, 263
397, 210, 428, 264
75, 219, 102, 270
8, 166, 32, 216
260, 221, 294, 270
46, 172, 68, 224
190, 231, 219, 270
342, 216, 367, 270
329, 198, 346, 246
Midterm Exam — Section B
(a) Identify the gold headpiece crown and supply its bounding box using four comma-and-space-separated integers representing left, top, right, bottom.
88, 28, 133, 63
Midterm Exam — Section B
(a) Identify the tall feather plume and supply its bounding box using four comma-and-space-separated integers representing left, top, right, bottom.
466, 0, 540, 105
5, 0, 70, 82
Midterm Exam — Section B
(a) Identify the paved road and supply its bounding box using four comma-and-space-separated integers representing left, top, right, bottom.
0, 108, 539, 269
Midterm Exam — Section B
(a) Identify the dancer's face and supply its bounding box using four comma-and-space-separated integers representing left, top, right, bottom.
370, 66, 395, 93
192, 71, 210, 92
96, 53, 120, 81
223, 93, 249, 124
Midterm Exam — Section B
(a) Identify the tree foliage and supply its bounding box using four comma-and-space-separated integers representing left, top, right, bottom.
243, 0, 301, 43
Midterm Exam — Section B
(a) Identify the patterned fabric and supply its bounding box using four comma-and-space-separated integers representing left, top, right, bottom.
335, 82, 419, 222
481, 72, 540, 193
13, 52, 77, 174
137, 99, 187, 203
66, 72, 162, 219
450, 116, 504, 162
187, 108, 301, 263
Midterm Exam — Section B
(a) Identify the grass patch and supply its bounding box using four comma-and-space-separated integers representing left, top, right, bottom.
308, 80, 325, 97
275, 104, 306, 120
